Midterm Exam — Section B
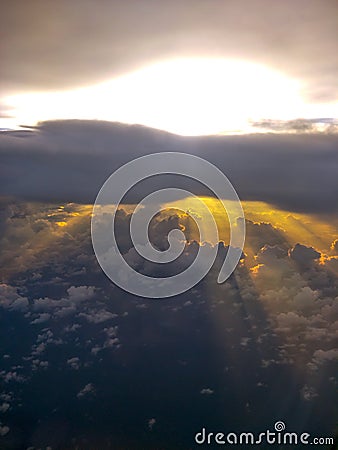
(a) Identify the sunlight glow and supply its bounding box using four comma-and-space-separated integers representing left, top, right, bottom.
2, 58, 326, 136
166, 197, 338, 253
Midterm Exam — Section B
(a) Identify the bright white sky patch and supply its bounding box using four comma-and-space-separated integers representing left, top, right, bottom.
2, 59, 337, 135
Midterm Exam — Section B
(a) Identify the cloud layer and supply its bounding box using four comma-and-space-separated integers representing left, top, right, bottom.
1, 0, 337, 104
1, 120, 337, 214
0, 199, 337, 447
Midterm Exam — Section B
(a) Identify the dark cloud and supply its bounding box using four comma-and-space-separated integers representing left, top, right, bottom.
1, 0, 337, 104
1, 120, 337, 214
251, 118, 338, 133
289, 243, 321, 266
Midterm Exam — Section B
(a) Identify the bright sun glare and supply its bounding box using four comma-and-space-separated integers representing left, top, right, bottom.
2, 58, 333, 135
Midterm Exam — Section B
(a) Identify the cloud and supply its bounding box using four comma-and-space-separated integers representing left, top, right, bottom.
1, 120, 337, 214
301, 385, 318, 401
0, 425, 10, 436
251, 118, 338, 133
103, 326, 119, 348
78, 310, 118, 324
0, 197, 336, 447
0, 199, 336, 397
1, 0, 337, 104
30, 286, 97, 322
0, 403, 10, 413
0, 371, 25, 384
77, 383, 95, 398
312, 349, 338, 367
276, 311, 309, 331
245, 221, 287, 254
148, 418, 156, 430
31, 359, 49, 371
249, 240, 338, 370
30, 313, 51, 324
289, 243, 321, 266
0, 284, 29, 312
325, 256, 338, 276
67, 285, 96, 303
67, 357, 81, 370
200, 388, 214, 395
330, 239, 338, 254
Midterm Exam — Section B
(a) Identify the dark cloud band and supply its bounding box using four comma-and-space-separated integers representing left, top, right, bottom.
1, 120, 337, 214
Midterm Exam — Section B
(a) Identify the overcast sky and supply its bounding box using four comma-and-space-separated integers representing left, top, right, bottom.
1, 0, 337, 133
1, 0, 337, 98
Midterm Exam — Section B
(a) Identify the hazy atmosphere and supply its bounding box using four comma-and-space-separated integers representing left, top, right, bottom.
0, 1, 337, 449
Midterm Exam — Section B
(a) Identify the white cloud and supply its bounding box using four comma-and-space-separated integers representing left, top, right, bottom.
301, 385, 318, 401
200, 388, 214, 395
77, 383, 95, 398
78, 310, 118, 324
312, 349, 338, 367
276, 311, 309, 331
0, 371, 25, 383
67, 357, 81, 370
0, 284, 29, 312
0, 424, 10, 436
30, 313, 51, 324
0, 403, 10, 413
148, 418, 156, 430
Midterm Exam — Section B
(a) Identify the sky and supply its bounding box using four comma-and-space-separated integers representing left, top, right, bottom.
0, 0, 337, 134
0, 1, 338, 449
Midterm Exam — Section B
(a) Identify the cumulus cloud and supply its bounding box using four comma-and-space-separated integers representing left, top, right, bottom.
77, 383, 95, 398
0, 196, 336, 431
249, 240, 338, 371
0, 284, 29, 312
325, 256, 338, 276
276, 311, 309, 331
67, 357, 81, 370
289, 243, 321, 266
30, 313, 51, 324
102, 326, 119, 348
0, 403, 10, 413
330, 239, 338, 254
78, 310, 118, 324
0, 371, 25, 384
301, 385, 318, 401
29, 285, 97, 324
200, 388, 214, 395
312, 349, 338, 367
148, 418, 156, 430
0, 425, 10, 436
